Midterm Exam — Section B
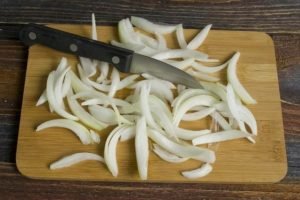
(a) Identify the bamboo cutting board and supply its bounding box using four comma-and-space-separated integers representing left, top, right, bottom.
16, 24, 287, 183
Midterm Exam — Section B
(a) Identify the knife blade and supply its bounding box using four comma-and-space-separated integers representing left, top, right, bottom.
10, 23, 202, 88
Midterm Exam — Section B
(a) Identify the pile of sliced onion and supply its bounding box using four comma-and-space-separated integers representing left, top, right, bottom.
35, 14, 257, 180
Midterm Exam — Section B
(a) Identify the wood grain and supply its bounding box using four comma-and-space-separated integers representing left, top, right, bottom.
16, 24, 286, 183
0, 1, 300, 34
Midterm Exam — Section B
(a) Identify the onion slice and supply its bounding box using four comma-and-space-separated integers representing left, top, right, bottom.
175, 128, 211, 140
181, 163, 213, 179
131, 16, 177, 34
176, 24, 187, 49
227, 52, 256, 104
50, 152, 104, 170
182, 107, 216, 121
148, 129, 215, 163
36, 119, 92, 145
135, 117, 149, 180
187, 69, 220, 82
104, 125, 128, 176
67, 90, 107, 131
88, 105, 117, 125
152, 49, 208, 61
46, 71, 78, 120
186, 24, 212, 50
153, 144, 189, 163
192, 130, 252, 145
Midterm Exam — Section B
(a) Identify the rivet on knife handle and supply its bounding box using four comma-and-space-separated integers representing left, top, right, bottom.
19, 23, 134, 73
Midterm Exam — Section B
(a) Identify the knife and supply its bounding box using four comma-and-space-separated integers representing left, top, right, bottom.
2, 23, 202, 88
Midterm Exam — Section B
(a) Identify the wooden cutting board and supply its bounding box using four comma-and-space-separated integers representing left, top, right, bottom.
16, 24, 287, 183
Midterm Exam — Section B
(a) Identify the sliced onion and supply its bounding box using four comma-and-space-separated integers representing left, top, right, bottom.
88, 105, 117, 125
104, 125, 128, 176
182, 107, 216, 121
140, 74, 176, 89
135, 117, 149, 180
79, 57, 97, 78
187, 69, 220, 82
89, 129, 101, 144
148, 129, 215, 163
54, 67, 70, 109
149, 95, 172, 119
62, 71, 71, 97
162, 58, 194, 70
139, 84, 160, 130
152, 106, 177, 139
226, 83, 241, 121
172, 88, 212, 111
239, 105, 257, 135
176, 24, 187, 49
67, 90, 107, 131
36, 119, 92, 145
201, 82, 227, 102
108, 68, 120, 98
91, 13, 97, 40
227, 52, 256, 104
82, 97, 131, 108
186, 24, 212, 50
118, 19, 138, 44
152, 49, 208, 61
119, 126, 136, 142
210, 111, 231, 130
56, 57, 68, 74
131, 16, 177, 34
133, 79, 174, 103
175, 128, 211, 140
177, 84, 186, 94
50, 152, 104, 170
153, 144, 189, 163
191, 61, 228, 74
181, 163, 213, 179
111, 40, 145, 52
192, 130, 251, 145
36, 90, 47, 106
154, 32, 167, 50
36, 58, 68, 107
173, 95, 219, 126
136, 31, 159, 49
46, 71, 78, 120
96, 61, 109, 83
69, 70, 93, 93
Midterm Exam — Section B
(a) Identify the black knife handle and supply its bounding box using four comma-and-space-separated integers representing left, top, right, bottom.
19, 23, 134, 73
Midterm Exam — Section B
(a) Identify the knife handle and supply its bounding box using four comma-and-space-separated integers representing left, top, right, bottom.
19, 23, 134, 73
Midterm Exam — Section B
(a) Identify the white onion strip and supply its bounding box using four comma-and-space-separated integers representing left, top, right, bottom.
67, 90, 107, 131
182, 107, 216, 121
176, 24, 187, 49
104, 125, 128, 176
36, 119, 92, 145
131, 16, 177, 34
135, 117, 149, 180
187, 69, 220, 82
152, 49, 208, 61
148, 129, 215, 163
46, 71, 78, 120
181, 163, 213, 179
50, 152, 104, 170
153, 144, 189, 163
175, 128, 211, 140
192, 130, 252, 145
227, 52, 256, 104
187, 24, 212, 50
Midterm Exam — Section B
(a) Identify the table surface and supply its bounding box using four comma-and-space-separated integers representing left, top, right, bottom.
0, 1, 299, 199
